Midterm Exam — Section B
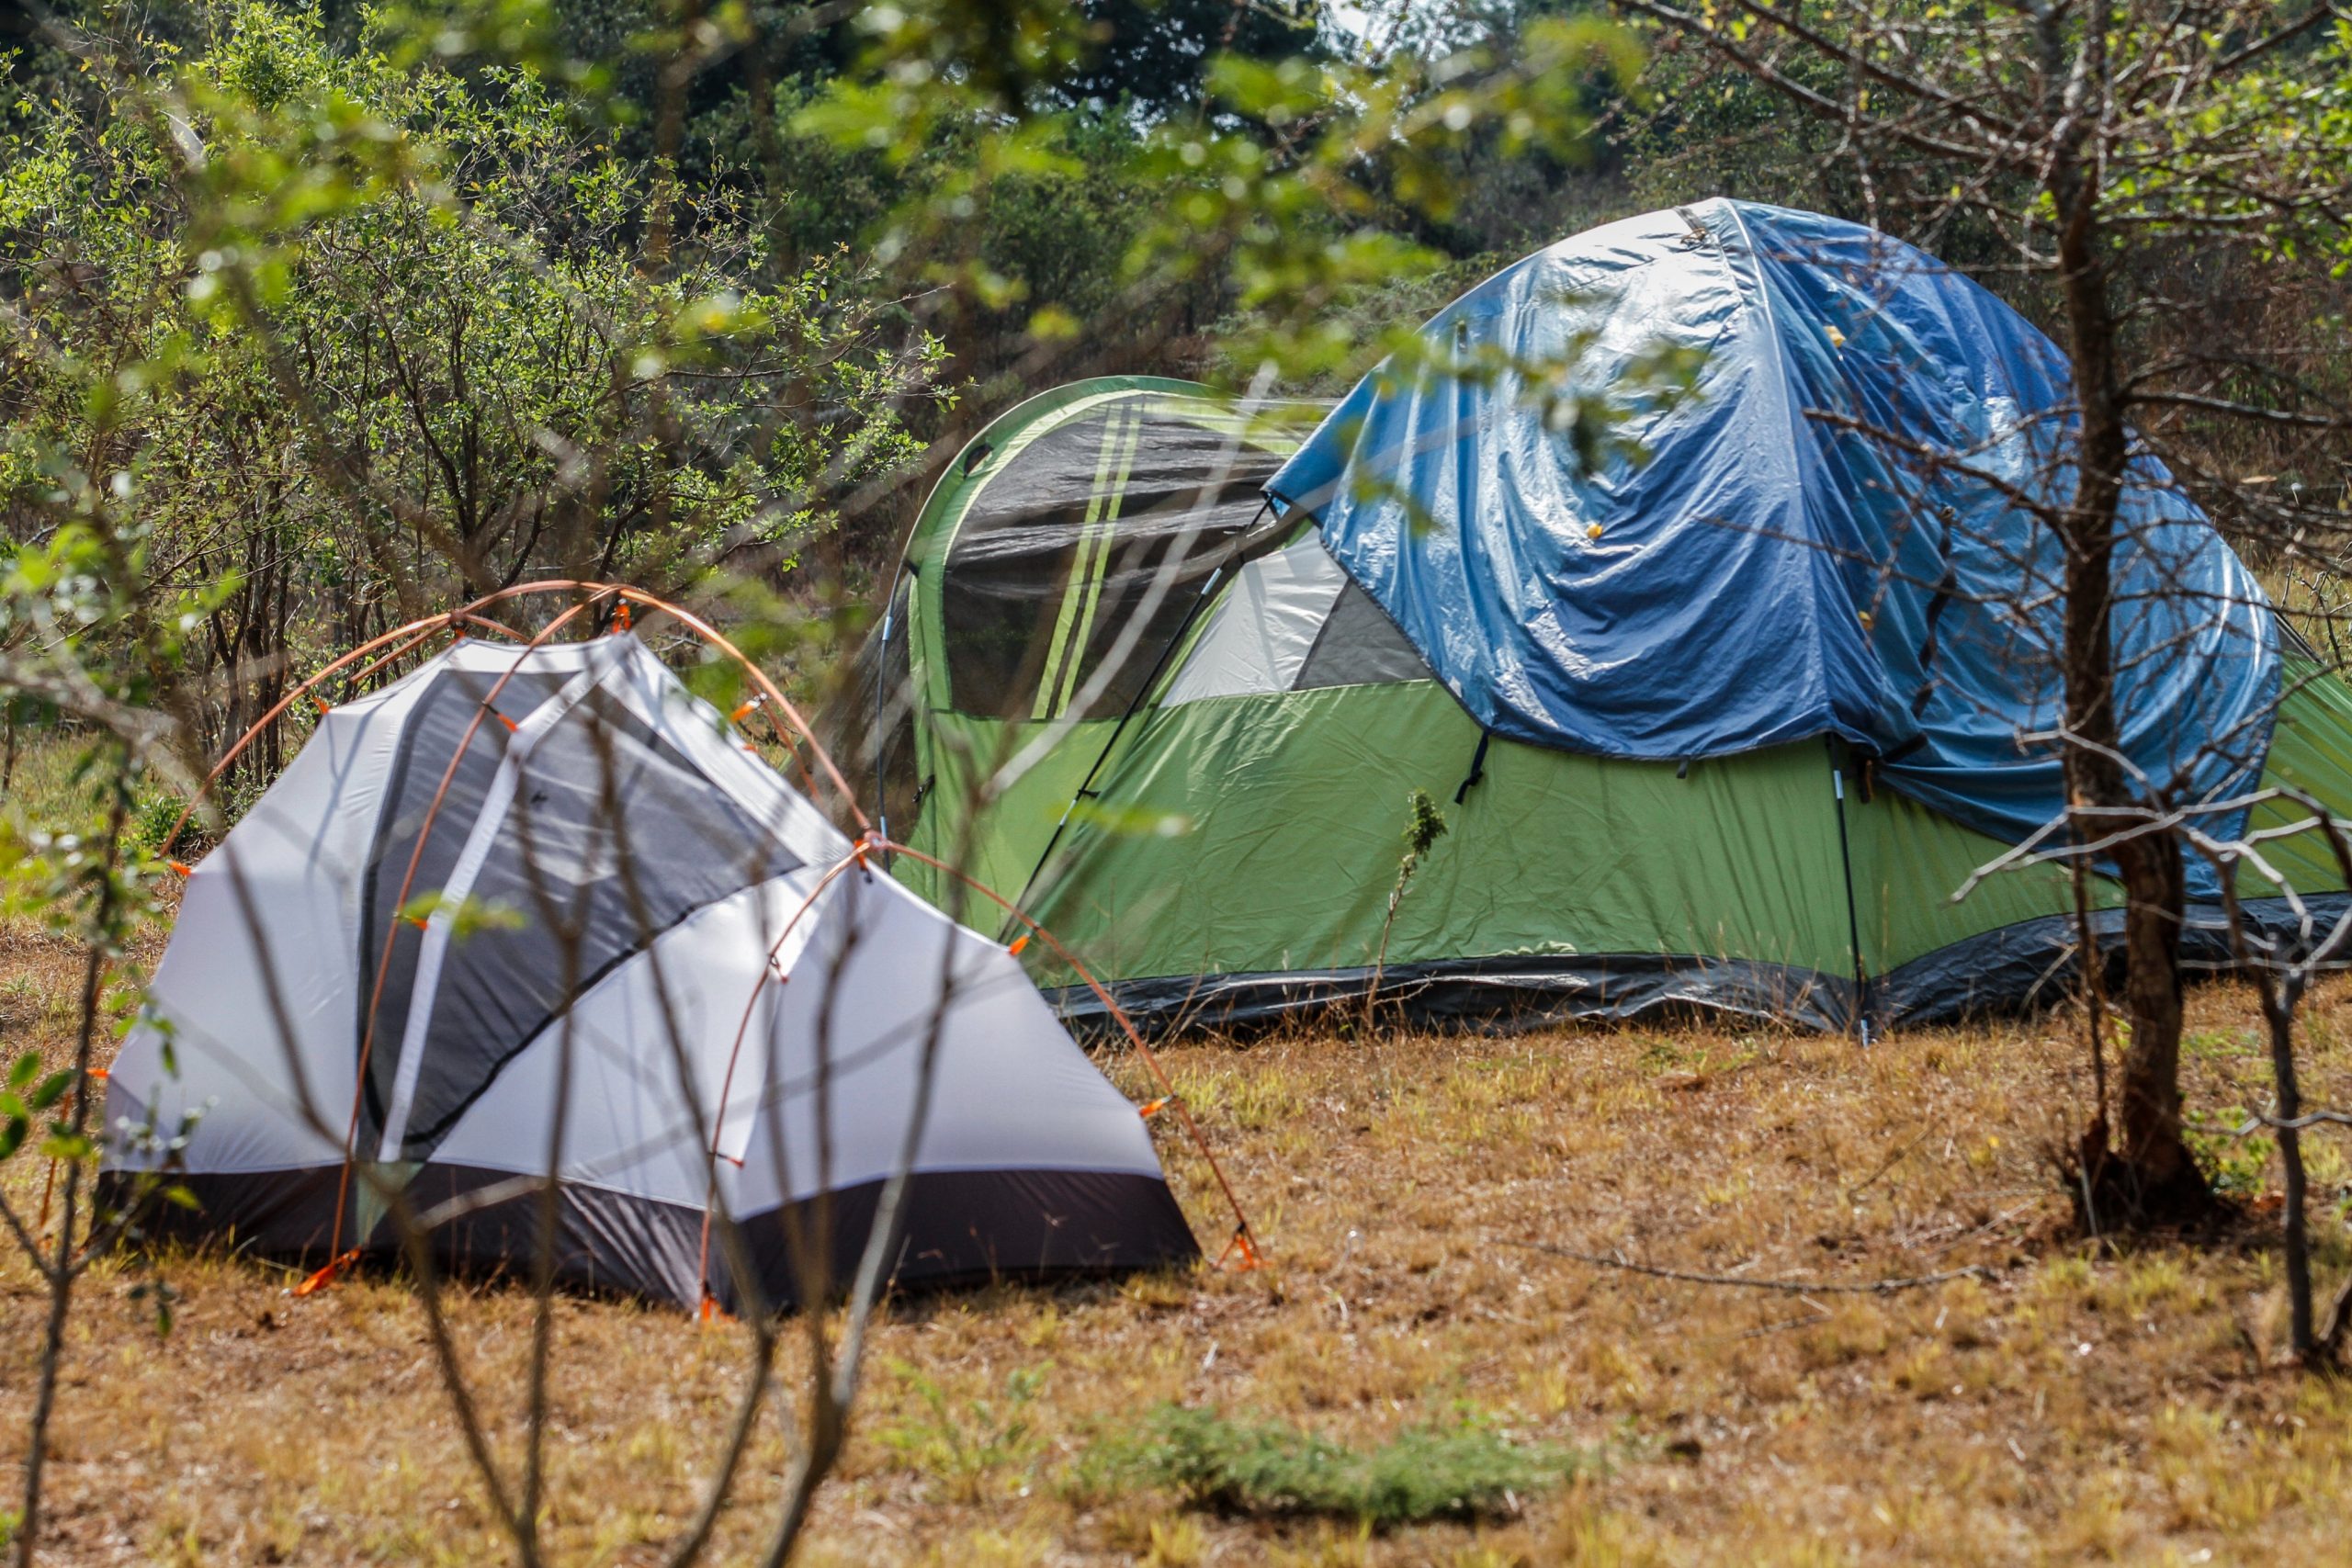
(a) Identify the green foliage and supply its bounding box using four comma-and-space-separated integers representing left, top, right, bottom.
2185, 1107, 2272, 1198
1365, 784, 1452, 1010
1095, 1404, 1589, 1527
395, 889, 527, 940
1130, 17, 1642, 386
0, 773, 170, 949
4, 0, 945, 761
127, 788, 189, 858
873, 1361, 1049, 1502
742, 86, 1159, 368
1394, 786, 1449, 904
789, 0, 1648, 396
0, 1051, 76, 1165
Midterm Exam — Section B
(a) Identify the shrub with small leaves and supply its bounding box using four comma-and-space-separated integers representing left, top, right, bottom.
1100, 1404, 1589, 1528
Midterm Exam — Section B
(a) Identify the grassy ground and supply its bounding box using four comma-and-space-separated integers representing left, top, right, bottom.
6, 902, 2352, 1566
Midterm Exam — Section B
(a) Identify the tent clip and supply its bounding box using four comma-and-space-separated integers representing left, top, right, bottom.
1453, 731, 1492, 806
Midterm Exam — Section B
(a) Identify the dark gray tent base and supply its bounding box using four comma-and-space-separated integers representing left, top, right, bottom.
718, 1167, 1199, 1316
1047, 895, 2352, 1038
109, 1164, 1198, 1313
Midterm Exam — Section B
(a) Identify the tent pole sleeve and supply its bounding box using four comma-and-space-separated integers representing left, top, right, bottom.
1003, 548, 1241, 930
875, 561, 909, 866
1828, 738, 1870, 1044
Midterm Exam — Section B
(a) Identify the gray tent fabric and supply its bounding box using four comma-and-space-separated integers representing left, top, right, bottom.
360, 669, 804, 1160
1162, 533, 1437, 705
1295, 579, 1434, 691
104, 633, 1198, 1310
1160, 534, 1349, 705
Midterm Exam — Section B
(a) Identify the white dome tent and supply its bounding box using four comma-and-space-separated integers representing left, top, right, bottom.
102, 616, 1204, 1312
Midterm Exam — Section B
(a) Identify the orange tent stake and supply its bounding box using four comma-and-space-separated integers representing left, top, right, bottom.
292, 1248, 361, 1297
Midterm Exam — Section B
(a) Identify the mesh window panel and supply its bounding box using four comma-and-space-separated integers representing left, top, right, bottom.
358, 663, 565, 1138
1294, 579, 1436, 690
940, 404, 1292, 720
358, 670, 800, 1159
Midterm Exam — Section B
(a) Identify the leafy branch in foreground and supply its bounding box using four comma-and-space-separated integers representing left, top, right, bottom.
0, 719, 200, 1568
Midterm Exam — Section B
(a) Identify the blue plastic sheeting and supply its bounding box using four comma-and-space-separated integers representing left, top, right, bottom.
1268, 199, 2277, 893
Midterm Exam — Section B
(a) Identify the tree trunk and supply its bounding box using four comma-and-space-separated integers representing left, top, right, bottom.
2258, 975, 2316, 1359
2108, 831, 2207, 1213
2051, 143, 2211, 1224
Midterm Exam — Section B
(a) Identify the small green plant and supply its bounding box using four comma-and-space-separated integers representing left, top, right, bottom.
872, 1362, 1048, 1503
1100, 1404, 1587, 1528
1635, 1034, 1693, 1072
126, 790, 188, 858
2182, 1030, 2252, 1063
1365, 788, 1450, 1021
2184, 1108, 2271, 1197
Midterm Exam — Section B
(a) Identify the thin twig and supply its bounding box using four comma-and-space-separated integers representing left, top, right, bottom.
1510, 1242, 1992, 1294
1846, 1127, 1931, 1201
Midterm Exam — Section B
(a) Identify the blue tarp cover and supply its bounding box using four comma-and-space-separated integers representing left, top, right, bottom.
1269, 199, 2277, 891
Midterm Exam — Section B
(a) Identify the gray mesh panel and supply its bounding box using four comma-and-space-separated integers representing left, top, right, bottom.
1293, 580, 1435, 690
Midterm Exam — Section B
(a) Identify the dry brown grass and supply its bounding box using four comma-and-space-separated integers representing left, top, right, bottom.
6, 938, 2352, 1565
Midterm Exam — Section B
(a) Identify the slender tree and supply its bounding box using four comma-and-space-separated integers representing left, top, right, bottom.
1622, 0, 2352, 1219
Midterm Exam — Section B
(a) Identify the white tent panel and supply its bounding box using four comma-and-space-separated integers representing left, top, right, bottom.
526, 635, 850, 868
109, 683, 435, 1172
729, 868, 1170, 1210
1160, 534, 1346, 705
425, 636, 848, 867
428, 868, 822, 1208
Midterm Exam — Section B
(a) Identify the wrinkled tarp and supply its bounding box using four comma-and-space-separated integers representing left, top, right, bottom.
1268, 199, 2278, 897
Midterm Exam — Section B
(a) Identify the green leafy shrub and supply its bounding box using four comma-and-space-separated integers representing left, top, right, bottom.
2185, 1107, 2272, 1197
872, 1362, 1048, 1503
127, 791, 188, 859
1102, 1404, 1588, 1528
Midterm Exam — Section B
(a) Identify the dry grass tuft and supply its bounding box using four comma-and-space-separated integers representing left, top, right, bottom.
6, 948, 2352, 1562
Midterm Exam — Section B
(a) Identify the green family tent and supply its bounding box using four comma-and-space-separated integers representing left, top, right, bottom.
834, 201, 2352, 1036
